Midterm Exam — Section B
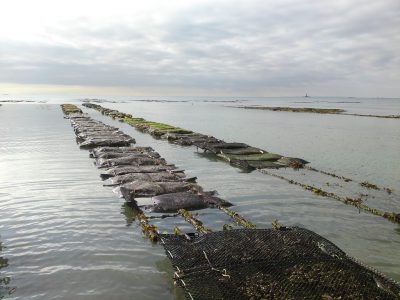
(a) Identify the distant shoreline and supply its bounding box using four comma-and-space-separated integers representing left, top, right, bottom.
0, 100, 47, 103
231, 105, 400, 119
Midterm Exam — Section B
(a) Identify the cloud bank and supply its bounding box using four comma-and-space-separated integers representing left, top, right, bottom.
0, 0, 399, 96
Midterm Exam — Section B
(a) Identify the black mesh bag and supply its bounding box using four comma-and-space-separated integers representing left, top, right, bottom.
160, 228, 400, 300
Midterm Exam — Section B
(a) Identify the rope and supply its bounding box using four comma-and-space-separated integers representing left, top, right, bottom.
178, 209, 212, 234
260, 169, 400, 224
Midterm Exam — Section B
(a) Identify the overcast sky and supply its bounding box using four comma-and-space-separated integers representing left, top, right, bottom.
0, 0, 399, 97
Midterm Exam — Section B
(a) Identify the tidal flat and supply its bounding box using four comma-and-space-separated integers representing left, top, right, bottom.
0, 97, 399, 299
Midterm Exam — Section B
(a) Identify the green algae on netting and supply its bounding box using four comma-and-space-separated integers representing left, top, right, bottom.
123, 117, 146, 125
123, 117, 170, 128
123, 117, 193, 134
220, 147, 265, 155
178, 209, 212, 233
219, 206, 256, 228
61, 104, 82, 115
139, 122, 174, 129
218, 152, 282, 162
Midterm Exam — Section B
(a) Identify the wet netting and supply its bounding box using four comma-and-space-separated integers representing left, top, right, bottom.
160, 228, 400, 300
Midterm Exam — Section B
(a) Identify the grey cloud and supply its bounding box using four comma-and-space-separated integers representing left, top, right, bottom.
0, 0, 399, 95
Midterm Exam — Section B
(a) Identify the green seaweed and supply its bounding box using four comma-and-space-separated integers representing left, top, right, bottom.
220, 147, 264, 155
173, 226, 184, 236
137, 212, 159, 242
360, 181, 380, 190
178, 209, 212, 233
61, 104, 82, 115
219, 206, 256, 229
123, 117, 193, 136
261, 169, 400, 224
144, 122, 175, 129
271, 219, 288, 230
123, 117, 147, 125
222, 224, 234, 231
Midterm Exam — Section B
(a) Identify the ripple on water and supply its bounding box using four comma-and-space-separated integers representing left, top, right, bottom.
0, 105, 180, 299
0, 103, 399, 300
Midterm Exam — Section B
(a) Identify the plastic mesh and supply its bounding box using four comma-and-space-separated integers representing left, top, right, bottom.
160, 228, 400, 300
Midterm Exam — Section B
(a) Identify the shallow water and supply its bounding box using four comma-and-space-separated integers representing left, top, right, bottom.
0, 100, 399, 299
99, 99, 400, 187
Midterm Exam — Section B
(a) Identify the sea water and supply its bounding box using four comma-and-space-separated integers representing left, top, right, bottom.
0, 97, 399, 299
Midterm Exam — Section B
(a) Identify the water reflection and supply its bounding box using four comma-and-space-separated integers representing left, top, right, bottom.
121, 203, 187, 299
0, 240, 15, 299
121, 202, 140, 227
0, 103, 398, 299
155, 259, 186, 300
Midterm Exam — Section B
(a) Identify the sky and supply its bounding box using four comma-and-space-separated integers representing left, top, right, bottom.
0, 0, 399, 97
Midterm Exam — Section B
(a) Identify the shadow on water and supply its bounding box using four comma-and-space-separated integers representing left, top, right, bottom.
0, 239, 15, 299
121, 202, 140, 227
394, 227, 400, 236
155, 259, 186, 300
121, 203, 187, 299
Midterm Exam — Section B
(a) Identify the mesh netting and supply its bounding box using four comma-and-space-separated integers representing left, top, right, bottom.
160, 228, 400, 300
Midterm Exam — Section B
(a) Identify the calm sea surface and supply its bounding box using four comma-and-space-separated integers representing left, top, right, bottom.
0, 97, 399, 299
